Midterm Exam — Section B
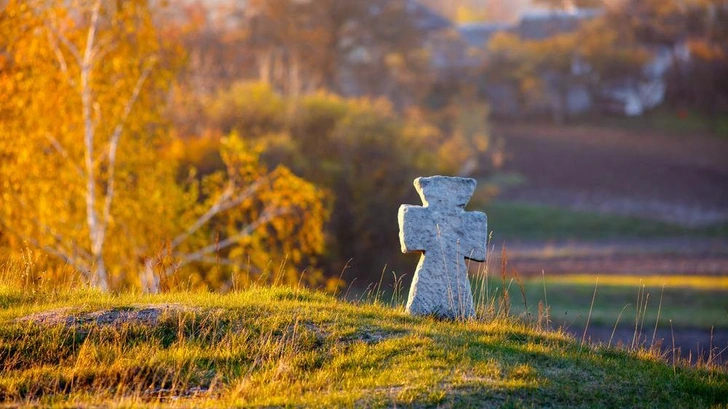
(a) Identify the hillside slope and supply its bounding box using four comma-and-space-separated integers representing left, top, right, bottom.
0, 287, 726, 408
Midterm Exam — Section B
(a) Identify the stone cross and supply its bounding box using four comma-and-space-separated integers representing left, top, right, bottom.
398, 176, 487, 319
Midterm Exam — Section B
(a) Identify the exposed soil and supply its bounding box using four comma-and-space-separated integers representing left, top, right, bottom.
16, 304, 194, 328
490, 237, 728, 276
493, 123, 728, 227
490, 123, 728, 275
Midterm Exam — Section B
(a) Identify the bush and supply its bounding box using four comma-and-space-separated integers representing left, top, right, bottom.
176, 83, 493, 285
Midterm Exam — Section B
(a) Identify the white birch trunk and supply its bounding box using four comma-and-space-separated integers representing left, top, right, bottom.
80, 0, 109, 291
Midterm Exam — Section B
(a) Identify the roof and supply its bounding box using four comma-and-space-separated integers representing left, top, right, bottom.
405, 0, 452, 32
517, 8, 603, 40
458, 22, 514, 48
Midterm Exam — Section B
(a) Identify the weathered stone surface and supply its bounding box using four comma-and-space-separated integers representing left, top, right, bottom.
398, 176, 487, 319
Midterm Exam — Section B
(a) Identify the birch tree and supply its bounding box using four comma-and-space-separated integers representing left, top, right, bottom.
0, 0, 329, 291
1, 0, 164, 290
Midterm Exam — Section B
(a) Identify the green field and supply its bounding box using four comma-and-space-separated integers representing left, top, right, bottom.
1, 285, 727, 408
481, 201, 728, 242
570, 109, 728, 140
474, 274, 728, 331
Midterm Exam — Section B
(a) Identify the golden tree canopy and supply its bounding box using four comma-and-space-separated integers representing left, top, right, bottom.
0, 0, 330, 292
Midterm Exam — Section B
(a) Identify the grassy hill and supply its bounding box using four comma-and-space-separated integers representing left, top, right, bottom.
1, 286, 727, 408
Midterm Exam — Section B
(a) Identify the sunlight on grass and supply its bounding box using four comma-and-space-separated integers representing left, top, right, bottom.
0, 286, 726, 407
498, 274, 728, 330
543, 274, 728, 290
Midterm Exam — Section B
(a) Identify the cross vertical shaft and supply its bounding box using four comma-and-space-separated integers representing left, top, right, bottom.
399, 176, 487, 319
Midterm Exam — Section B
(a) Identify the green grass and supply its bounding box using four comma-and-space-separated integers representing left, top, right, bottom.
487, 275, 728, 331
0, 286, 726, 408
571, 108, 728, 140
482, 201, 728, 241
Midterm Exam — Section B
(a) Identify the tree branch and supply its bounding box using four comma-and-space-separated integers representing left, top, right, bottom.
170, 183, 233, 249
45, 133, 85, 177
170, 177, 269, 249
45, 10, 82, 67
39, 223, 93, 262
88, 36, 112, 65
82, 0, 101, 71
98, 62, 154, 247
11, 196, 93, 263
45, 28, 76, 88
174, 206, 291, 268
0, 220, 91, 280
188, 256, 263, 272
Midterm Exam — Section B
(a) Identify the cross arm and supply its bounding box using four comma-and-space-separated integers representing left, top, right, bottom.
461, 211, 488, 262
398, 205, 431, 254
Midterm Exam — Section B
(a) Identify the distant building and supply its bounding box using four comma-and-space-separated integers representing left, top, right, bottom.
458, 22, 512, 49
516, 8, 603, 40
596, 45, 682, 116
404, 0, 453, 31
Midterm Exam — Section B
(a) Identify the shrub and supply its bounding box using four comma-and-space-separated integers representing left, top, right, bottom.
176, 83, 494, 284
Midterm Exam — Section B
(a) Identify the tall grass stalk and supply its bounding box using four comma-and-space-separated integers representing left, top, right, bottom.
639, 292, 650, 345
581, 277, 599, 346
335, 258, 353, 298
513, 268, 528, 318
486, 232, 493, 307
651, 284, 665, 349
609, 304, 632, 348
541, 270, 550, 329
390, 271, 407, 309
375, 265, 386, 305
671, 319, 677, 375
500, 243, 510, 317
273, 255, 289, 286
632, 282, 644, 350
473, 233, 495, 318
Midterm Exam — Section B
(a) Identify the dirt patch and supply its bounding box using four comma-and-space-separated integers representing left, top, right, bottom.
508, 253, 728, 276
493, 124, 728, 226
16, 304, 195, 328
487, 237, 728, 276
341, 326, 408, 345
486, 124, 728, 275
143, 386, 212, 402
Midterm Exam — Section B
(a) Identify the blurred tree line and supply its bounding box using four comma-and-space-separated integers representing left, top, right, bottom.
483, 0, 728, 122
165, 0, 435, 108
0, 0, 494, 292
621, 0, 728, 119
8, 0, 721, 293
163, 0, 496, 287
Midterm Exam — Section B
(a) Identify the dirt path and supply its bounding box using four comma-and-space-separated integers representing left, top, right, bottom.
496, 237, 728, 276
493, 124, 728, 227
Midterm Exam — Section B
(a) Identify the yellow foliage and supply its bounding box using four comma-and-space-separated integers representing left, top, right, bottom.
206, 82, 287, 137
0, 2, 330, 292
455, 6, 489, 24
688, 39, 725, 62
163, 80, 496, 285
